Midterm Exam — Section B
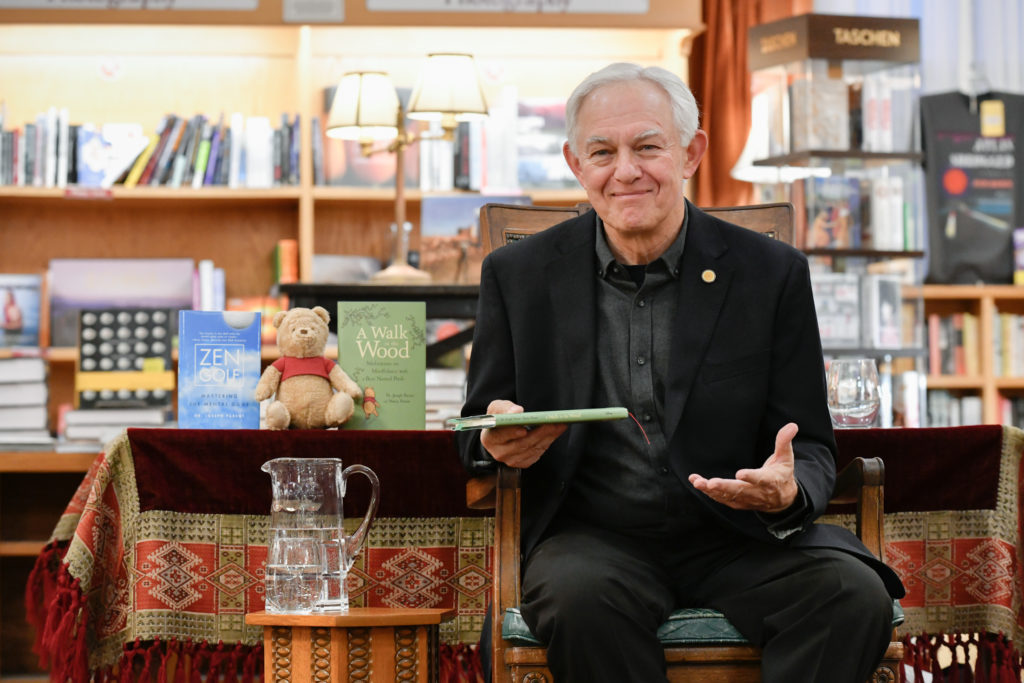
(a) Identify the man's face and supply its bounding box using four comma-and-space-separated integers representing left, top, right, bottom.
563, 80, 706, 242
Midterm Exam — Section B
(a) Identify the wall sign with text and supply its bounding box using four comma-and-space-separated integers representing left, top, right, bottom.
367, 0, 648, 13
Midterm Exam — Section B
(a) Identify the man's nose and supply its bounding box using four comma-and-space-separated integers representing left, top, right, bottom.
612, 150, 642, 181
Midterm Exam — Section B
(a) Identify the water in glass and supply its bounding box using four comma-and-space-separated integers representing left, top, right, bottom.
826, 358, 881, 428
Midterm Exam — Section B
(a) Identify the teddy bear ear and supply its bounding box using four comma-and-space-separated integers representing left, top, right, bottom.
272, 310, 289, 328
312, 306, 330, 323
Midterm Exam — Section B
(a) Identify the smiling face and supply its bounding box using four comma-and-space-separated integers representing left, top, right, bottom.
563, 79, 707, 262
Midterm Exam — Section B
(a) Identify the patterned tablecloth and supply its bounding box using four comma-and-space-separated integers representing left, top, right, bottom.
27, 428, 492, 683
828, 425, 1024, 649
26, 425, 1024, 681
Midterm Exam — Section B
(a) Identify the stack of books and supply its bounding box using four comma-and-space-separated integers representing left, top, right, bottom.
58, 405, 170, 452
0, 356, 53, 450
425, 367, 467, 431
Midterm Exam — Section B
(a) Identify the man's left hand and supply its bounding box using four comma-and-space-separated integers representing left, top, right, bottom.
688, 423, 800, 513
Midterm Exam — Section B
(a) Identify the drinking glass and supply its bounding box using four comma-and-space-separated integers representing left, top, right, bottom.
826, 358, 881, 428
265, 536, 322, 614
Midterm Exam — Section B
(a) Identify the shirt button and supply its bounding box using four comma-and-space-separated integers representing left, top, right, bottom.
643, 414, 652, 422
637, 356, 646, 365
660, 467, 670, 474
637, 299, 646, 308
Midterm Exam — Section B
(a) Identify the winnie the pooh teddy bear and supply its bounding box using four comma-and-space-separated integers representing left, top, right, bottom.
254, 306, 362, 430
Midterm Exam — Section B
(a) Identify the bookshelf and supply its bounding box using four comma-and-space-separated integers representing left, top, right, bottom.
920, 285, 1024, 426
0, 10, 702, 679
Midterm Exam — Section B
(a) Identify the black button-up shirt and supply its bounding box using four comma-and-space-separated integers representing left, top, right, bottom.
563, 213, 719, 536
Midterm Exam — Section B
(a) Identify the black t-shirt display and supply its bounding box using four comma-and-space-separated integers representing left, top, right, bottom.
920, 91, 1024, 284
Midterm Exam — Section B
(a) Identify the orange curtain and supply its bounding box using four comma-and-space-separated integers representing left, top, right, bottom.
688, 0, 810, 207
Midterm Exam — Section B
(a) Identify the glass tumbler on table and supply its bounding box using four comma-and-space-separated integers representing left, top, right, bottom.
826, 358, 881, 428
265, 536, 322, 614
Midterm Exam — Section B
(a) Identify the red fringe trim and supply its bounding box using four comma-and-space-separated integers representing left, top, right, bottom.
26, 541, 480, 683
440, 642, 485, 683
901, 631, 1023, 683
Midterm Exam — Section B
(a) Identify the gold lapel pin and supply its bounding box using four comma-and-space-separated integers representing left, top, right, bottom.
701, 269, 716, 283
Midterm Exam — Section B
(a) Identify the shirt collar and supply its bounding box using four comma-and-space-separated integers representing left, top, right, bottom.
594, 210, 688, 279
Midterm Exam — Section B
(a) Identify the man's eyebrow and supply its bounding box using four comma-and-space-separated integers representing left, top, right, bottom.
632, 129, 663, 144
583, 135, 611, 147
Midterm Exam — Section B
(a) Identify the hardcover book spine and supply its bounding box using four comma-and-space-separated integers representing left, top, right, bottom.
138, 115, 175, 186
203, 114, 224, 186
191, 120, 213, 189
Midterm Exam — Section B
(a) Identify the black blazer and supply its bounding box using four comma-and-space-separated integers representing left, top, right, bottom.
457, 202, 905, 599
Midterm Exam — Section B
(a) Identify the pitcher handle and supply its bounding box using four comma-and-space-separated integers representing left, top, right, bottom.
339, 464, 380, 570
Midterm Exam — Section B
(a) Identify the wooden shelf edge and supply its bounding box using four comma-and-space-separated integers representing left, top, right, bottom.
0, 451, 98, 471
926, 375, 985, 390
0, 540, 47, 557
0, 186, 302, 202
920, 285, 1024, 299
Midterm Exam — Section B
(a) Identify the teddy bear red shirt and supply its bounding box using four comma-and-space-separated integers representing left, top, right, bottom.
271, 356, 335, 381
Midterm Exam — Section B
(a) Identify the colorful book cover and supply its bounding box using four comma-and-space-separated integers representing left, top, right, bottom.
0, 273, 42, 348
177, 310, 262, 429
806, 176, 862, 249
49, 258, 195, 348
337, 301, 426, 430
76, 307, 175, 409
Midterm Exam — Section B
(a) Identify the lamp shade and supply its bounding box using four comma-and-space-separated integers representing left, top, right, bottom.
407, 53, 488, 128
325, 71, 400, 141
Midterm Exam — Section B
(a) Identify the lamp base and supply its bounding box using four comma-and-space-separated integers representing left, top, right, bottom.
370, 261, 432, 284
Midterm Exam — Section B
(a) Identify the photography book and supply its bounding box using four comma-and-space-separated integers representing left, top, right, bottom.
447, 406, 629, 431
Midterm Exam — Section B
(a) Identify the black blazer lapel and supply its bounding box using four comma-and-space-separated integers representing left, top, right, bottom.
545, 214, 598, 415
664, 204, 734, 443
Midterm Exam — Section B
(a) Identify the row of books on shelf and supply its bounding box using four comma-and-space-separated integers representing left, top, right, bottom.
0, 107, 302, 190
927, 312, 980, 377
811, 272, 911, 349
0, 87, 576, 193
926, 393, 1024, 430
926, 390, 984, 428
779, 65, 916, 154
927, 311, 1024, 378
992, 311, 1024, 378
802, 174, 924, 252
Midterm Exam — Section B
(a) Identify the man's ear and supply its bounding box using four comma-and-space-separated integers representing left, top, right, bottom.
563, 141, 585, 184
681, 129, 709, 179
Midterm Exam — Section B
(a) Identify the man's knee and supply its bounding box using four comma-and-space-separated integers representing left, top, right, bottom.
809, 551, 893, 635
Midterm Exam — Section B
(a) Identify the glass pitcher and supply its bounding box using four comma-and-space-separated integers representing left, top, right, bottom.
261, 457, 379, 613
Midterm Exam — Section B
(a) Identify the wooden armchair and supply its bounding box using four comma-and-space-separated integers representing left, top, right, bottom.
466, 201, 903, 682
467, 458, 903, 683
479, 201, 794, 251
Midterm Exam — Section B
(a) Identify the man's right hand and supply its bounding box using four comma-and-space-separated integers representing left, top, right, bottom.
480, 399, 568, 469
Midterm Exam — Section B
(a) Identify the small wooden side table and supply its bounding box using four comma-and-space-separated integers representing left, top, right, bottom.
246, 607, 456, 683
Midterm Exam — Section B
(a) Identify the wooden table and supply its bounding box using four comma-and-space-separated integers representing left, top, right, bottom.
247, 607, 456, 683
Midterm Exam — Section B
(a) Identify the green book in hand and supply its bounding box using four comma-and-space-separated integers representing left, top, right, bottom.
446, 407, 629, 431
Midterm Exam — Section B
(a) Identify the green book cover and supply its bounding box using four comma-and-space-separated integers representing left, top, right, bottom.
338, 301, 426, 430
447, 407, 629, 431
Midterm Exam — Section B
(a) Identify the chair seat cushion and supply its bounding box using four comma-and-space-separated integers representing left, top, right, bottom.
502, 601, 905, 647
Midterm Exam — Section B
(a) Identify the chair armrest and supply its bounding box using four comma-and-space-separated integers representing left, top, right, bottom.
830, 456, 886, 561
830, 456, 884, 504
466, 473, 498, 510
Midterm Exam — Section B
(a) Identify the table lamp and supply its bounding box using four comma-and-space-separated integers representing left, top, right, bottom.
326, 53, 488, 284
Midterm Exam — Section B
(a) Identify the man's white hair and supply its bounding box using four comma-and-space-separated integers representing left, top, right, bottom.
565, 62, 700, 155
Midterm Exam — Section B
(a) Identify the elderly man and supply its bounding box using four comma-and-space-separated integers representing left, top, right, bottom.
456, 62, 903, 682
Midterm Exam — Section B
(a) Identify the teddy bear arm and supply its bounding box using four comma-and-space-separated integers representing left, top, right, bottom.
254, 365, 282, 401
329, 365, 363, 400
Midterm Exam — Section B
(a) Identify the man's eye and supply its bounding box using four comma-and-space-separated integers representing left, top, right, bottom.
639, 144, 659, 152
